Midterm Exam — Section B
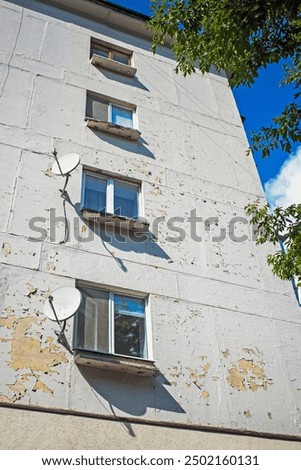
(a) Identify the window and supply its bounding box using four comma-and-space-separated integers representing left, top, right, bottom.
81, 172, 140, 220
90, 38, 136, 77
111, 104, 133, 128
75, 285, 149, 359
86, 92, 140, 140
91, 42, 131, 65
86, 93, 134, 128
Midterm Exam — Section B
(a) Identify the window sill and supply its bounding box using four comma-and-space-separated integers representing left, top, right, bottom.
91, 54, 137, 77
74, 349, 158, 377
82, 209, 149, 233
85, 118, 140, 141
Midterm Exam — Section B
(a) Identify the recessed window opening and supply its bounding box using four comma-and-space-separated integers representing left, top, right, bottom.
75, 285, 148, 359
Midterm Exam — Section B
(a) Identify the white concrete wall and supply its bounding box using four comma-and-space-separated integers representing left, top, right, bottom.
0, 0, 301, 445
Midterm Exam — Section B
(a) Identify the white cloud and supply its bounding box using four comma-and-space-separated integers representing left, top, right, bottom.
264, 146, 301, 208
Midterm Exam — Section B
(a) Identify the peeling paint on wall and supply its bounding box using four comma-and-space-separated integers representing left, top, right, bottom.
32, 379, 53, 394
43, 164, 55, 178
0, 394, 11, 403
0, 314, 16, 328
8, 380, 27, 401
227, 358, 273, 392
46, 262, 56, 271
1, 242, 12, 257
222, 349, 230, 358
187, 358, 211, 394
26, 283, 38, 298
0, 306, 69, 403
10, 316, 68, 372
242, 347, 260, 357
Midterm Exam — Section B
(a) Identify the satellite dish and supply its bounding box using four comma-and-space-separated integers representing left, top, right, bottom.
51, 151, 81, 245
52, 153, 80, 176
44, 287, 82, 322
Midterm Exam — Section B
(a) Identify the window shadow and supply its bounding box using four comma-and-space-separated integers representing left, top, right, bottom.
77, 364, 185, 417
94, 67, 150, 92
72, 201, 171, 264
88, 128, 155, 159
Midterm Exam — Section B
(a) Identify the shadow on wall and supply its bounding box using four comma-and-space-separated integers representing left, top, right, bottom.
88, 128, 155, 159
77, 365, 185, 418
97, 67, 150, 92
71, 201, 171, 271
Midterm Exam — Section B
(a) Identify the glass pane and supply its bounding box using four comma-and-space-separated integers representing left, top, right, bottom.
91, 46, 109, 59
111, 105, 133, 128
84, 175, 107, 212
114, 180, 138, 219
86, 94, 108, 121
76, 288, 109, 354
114, 295, 145, 358
112, 51, 130, 65
115, 295, 145, 317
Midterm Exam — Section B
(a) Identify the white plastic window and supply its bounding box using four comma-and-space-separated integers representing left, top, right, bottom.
86, 94, 135, 129
75, 286, 148, 359
82, 173, 140, 220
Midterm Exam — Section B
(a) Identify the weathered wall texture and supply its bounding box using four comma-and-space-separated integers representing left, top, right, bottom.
0, 0, 301, 446
1, 406, 301, 450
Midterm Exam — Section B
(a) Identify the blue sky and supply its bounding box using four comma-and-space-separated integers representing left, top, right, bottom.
107, 0, 300, 203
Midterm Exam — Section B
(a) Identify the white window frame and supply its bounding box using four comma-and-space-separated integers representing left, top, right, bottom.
86, 92, 140, 141
86, 93, 138, 130
108, 102, 138, 129
75, 285, 152, 360
81, 171, 143, 219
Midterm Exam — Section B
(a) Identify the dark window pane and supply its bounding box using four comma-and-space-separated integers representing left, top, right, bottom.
112, 51, 130, 65
115, 314, 145, 358
86, 94, 108, 121
114, 180, 138, 219
91, 46, 109, 59
84, 175, 106, 212
114, 295, 145, 358
76, 288, 109, 353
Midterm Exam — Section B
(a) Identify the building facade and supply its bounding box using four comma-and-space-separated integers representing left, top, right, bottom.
0, 0, 301, 449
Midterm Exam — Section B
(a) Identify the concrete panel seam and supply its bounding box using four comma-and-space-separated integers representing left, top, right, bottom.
0, 6, 24, 98
38, 19, 49, 61
5, 148, 23, 233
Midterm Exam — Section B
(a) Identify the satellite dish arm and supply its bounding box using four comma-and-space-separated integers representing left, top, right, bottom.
48, 295, 67, 344
48, 295, 61, 323
61, 174, 70, 195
